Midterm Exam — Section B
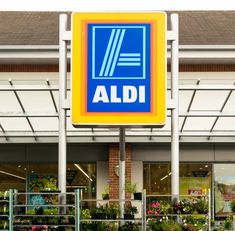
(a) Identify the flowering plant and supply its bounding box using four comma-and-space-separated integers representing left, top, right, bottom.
147, 200, 171, 217
148, 218, 182, 231
173, 199, 195, 214
147, 201, 161, 217
182, 215, 207, 231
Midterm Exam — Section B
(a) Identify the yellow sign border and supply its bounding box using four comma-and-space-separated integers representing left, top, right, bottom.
71, 12, 166, 127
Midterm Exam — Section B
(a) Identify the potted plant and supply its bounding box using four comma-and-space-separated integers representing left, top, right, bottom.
224, 216, 233, 230
182, 215, 207, 231
126, 180, 142, 200
102, 184, 110, 200
91, 204, 107, 219
147, 201, 170, 221
118, 222, 140, 231
195, 197, 209, 214
44, 208, 59, 225
124, 203, 138, 220
230, 200, 235, 213
68, 208, 75, 224
81, 208, 91, 227
173, 199, 195, 214
0, 221, 9, 230
0, 191, 8, 200
106, 203, 119, 219
25, 209, 35, 224
148, 218, 182, 231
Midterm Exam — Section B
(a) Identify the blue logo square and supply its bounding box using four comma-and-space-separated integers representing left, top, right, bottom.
87, 23, 151, 113
90, 25, 148, 79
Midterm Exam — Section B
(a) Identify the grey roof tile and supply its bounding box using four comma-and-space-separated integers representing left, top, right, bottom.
0, 11, 235, 45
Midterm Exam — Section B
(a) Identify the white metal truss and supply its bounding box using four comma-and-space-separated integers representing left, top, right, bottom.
1, 80, 235, 143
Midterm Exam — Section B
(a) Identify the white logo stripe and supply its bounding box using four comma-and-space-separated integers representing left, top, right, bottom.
104, 29, 121, 77
99, 29, 116, 77
118, 57, 141, 62
120, 53, 141, 57
109, 29, 126, 77
117, 62, 141, 66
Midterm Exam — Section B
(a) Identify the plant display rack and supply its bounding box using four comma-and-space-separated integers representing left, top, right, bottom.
12, 190, 77, 231
1, 189, 213, 231
0, 190, 12, 231
145, 192, 211, 231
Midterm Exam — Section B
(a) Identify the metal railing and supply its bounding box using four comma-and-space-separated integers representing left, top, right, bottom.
11, 190, 77, 231
145, 191, 211, 231
78, 193, 145, 231
1, 189, 213, 231
0, 190, 12, 231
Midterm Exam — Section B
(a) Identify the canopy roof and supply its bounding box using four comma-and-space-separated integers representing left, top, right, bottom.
0, 72, 235, 143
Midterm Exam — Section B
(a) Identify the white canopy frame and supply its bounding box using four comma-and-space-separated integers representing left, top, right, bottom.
0, 81, 235, 142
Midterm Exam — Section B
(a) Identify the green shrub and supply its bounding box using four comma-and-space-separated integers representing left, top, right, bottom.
224, 216, 233, 230
230, 200, 235, 213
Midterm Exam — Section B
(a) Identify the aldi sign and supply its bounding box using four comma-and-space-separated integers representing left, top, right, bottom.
71, 12, 166, 126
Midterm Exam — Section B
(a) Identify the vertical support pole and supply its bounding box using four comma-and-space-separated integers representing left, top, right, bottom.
59, 14, 68, 207
75, 189, 80, 231
13, 189, 18, 206
208, 189, 211, 231
119, 127, 125, 218
13, 189, 18, 215
142, 190, 146, 231
211, 165, 215, 220
170, 14, 179, 201
9, 189, 13, 231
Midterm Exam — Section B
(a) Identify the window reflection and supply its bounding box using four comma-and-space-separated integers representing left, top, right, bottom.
0, 164, 26, 192
214, 164, 235, 216
143, 163, 212, 196
144, 163, 171, 195
0, 163, 96, 199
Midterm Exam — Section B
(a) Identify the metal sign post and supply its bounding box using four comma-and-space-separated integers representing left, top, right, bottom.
119, 127, 125, 218
59, 14, 70, 208
168, 14, 179, 201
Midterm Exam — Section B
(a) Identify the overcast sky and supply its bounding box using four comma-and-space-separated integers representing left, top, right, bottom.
1, 0, 235, 11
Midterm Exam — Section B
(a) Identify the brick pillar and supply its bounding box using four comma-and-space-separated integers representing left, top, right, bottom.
108, 144, 132, 199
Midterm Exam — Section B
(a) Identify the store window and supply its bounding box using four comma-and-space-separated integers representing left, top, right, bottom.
66, 163, 96, 199
143, 163, 212, 196
180, 163, 211, 196
143, 163, 171, 195
214, 164, 235, 216
0, 163, 26, 192
0, 163, 96, 199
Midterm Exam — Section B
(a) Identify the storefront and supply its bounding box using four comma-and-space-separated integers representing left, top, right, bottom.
0, 11, 235, 220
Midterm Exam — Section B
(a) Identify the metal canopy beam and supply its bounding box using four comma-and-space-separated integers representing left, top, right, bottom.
1, 44, 235, 65
1, 136, 235, 144
180, 79, 200, 134
0, 85, 60, 91
47, 79, 58, 113
1, 111, 235, 117
1, 84, 235, 91
2, 130, 235, 137
208, 82, 234, 139
0, 123, 8, 141
9, 79, 37, 141
175, 85, 235, 90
